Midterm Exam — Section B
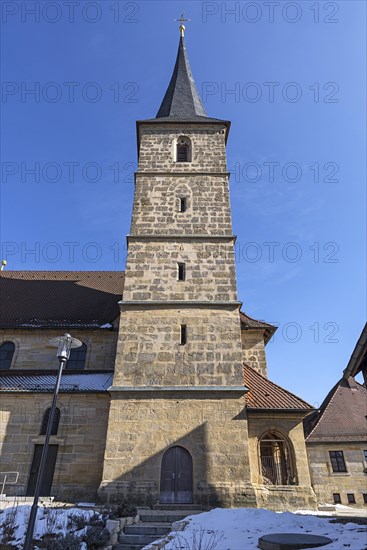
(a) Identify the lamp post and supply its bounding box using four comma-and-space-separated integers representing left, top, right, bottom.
23, 333, 82, 550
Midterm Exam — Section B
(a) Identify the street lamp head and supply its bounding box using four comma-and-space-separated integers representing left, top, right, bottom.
49, 333, 83, 362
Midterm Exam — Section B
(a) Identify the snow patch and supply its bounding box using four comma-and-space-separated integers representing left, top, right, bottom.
150, 508, 367, 550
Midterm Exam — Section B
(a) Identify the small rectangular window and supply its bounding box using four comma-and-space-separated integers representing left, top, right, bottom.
347, 493, 356, 504
180, 324, 187, 345
178, 263, 186, 281
329, 450, 347, 473
333, 493, 341, 504
363, 493, 367, 504
179, 197, 187, 213
364, 450, 367, 462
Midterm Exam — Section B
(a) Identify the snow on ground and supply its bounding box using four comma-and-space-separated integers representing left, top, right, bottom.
157, 508, 367, 550
0, 504, 97, 547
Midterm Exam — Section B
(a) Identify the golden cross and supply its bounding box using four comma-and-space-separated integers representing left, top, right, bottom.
174, 13, 191, 37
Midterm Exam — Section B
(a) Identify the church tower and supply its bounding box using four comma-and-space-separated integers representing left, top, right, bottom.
99, 29, 256, 507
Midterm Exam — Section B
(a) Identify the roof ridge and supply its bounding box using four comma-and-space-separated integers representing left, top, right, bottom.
243, 363, 312, 409
240, 311, 275, 328
305, 378, 343, 440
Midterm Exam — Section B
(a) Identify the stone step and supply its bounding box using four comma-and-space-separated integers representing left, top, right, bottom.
318, 505, 336, 511
139, 512, 195, 523
118, 533, 164, 545
113, 545, 144, 550
153, 503, 202, 510
125, 522, 172, 536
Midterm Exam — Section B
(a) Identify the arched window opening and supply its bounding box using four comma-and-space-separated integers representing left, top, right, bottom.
0, 341, 15, 369
66, 342, 87, 370
176, 137, 191, 163
259, 432, 296, 486
40, 407, 60, 436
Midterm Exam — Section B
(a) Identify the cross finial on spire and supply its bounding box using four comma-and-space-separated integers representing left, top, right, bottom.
174, 12, 190, 37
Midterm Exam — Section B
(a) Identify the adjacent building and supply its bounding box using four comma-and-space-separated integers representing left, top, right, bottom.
305, 324, 367, 508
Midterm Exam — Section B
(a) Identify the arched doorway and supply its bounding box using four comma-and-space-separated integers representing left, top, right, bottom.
160, 446, 193, 504
259, 431, 296, 485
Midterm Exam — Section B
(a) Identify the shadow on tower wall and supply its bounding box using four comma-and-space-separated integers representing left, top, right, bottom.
99, 421, 242, 508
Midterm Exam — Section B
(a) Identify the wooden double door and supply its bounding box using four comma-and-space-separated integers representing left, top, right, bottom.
160, 446, 193, 504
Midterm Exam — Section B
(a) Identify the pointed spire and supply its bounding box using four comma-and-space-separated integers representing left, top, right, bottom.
156, 34, 208, 120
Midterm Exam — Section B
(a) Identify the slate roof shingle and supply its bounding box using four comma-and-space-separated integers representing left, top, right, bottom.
0, 271, 124, 329
240, 312, 277, 344
0, 371, 113, 393
156, 35, 208, 120
305, 377, 367, 442
244, 363, 313, 411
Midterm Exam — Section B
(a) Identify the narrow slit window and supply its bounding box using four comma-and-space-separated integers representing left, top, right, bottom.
179, 197, 187, 213
180, 324, 187, 345
178, 263, 186, 281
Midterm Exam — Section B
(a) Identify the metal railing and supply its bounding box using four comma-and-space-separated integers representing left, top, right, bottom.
0, 471, 19, 496
261, 456, 288, 485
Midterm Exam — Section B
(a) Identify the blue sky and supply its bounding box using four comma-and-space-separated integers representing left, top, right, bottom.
1, 1, 366, 405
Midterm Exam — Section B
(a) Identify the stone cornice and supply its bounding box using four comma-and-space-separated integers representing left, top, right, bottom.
119, 300, 242, 309
126, 234, 237, 243
135, 171, 230, 177
108, 385, 248, 396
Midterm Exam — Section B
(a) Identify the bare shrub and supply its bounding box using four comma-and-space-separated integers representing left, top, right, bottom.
170, 528, 224, 550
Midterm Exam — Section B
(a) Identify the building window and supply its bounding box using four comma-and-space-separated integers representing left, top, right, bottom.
364, 450, 367, 462
363, 494, 367, 504
176, 137, 191, 163
0, 341, 15, 369
333, 493, 341, 504
179, 197, 187, 213
347, 493, 356, 504
180, 324, 187, 346
178, 263, 186, 281
40, 407, 60, 436
329, 451, 347, 473
66, 342, 87, 370
259, 432, 296, 486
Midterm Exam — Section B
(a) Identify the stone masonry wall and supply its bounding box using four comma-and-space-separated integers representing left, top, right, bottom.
241, 329, 268, 377
307, 443, 367, 507
99, 395, 256, 508
131, 174, 232, 236
137, 125, 227, 173
0, 329, 118, 371
0, 393, 110, 500
113, 306, 244, 387
123, 239, 237, 302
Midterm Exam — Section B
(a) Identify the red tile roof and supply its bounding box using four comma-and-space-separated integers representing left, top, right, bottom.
0, 271, 124, 329
244, 363, 313, 411
305, 377, 367, 442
